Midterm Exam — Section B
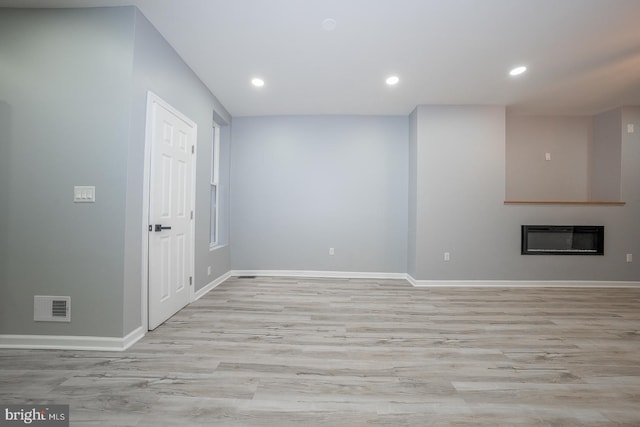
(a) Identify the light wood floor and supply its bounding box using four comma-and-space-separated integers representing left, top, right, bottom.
2, 277, 640, 426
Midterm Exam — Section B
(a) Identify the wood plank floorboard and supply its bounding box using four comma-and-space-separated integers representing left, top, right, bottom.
1, 277, 640, 426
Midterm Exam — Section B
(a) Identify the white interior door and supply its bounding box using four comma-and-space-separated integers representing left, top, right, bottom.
147, 95, 196, 330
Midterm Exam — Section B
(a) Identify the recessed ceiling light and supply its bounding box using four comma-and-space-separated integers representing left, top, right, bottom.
509, 66, 527, 76
386, 75, 400, 86
322, 18, 337, 31
251, 78, 265, 87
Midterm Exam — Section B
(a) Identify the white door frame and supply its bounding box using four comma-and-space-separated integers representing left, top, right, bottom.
141, 91, 197, 331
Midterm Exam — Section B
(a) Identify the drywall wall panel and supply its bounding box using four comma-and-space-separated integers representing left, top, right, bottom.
0, 8, 135, 336
414, 106, 508, 279
407, 108, 418, 277
506, 115, 592, 201
591, 108, 622, 201
230, 115, 408, 273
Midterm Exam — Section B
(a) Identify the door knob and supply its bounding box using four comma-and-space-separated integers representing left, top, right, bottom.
154, 224, 172, 232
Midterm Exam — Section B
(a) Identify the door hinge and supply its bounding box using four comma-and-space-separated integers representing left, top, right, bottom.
148, 224, 152, 232
189, 276, 193, 286
191, 145, 195, 154
190, 210, 194, 220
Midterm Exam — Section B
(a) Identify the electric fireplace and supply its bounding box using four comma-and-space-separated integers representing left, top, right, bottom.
521, 225, 604, 255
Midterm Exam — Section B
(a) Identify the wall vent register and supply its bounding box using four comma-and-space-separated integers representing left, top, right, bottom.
521, 225, 604, 255
34, 296, 71, 322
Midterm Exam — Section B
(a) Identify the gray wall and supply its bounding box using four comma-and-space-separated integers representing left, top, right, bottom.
411, 105, 639, 281
0, 8, 135, 336
506, 115, 592, 201
591, 108, 622, 201
407, 109, 418, 277
0, 7, 232, 338
621, 107, 640, 204
127, 10, 231, 333
0, 101, 11, 319
412, 106, 508, 279
619, 108, 640, 269
230, 115, 408, 273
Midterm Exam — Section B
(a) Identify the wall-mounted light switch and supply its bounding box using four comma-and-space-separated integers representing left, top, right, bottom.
545, 152, 551, 161
626, 254, 633, 263
329, 248, 335, 256
628, 124, 635, 134
444, 252, 450, 261
74, 186, 95, 203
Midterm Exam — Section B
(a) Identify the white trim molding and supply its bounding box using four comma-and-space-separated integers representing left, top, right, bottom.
407, 275, 640, 288
231, 271, 640, 288
0, 326, 145, 352
194, 271, 233, 301
230, 270, 407, 280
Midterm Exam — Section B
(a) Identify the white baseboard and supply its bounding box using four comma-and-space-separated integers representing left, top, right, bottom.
407, 275, 640, 288
0, 326, 145, 352
193, 271, 232, 301
122, 326, 146, 349
230, 271, 640, 288
230, 270, 407, 280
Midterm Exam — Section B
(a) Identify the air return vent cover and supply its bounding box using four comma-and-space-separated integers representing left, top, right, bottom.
34, 296, 71, 322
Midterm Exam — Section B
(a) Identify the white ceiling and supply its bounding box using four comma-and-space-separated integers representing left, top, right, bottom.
2, 0, 640, 117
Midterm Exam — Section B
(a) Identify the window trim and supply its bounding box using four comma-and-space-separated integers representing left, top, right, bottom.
209, 122, 220, 250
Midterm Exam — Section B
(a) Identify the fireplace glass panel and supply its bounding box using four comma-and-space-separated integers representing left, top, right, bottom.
521, 226, 604, 255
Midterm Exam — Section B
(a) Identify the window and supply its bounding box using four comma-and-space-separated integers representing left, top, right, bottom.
210, 122, 220, 248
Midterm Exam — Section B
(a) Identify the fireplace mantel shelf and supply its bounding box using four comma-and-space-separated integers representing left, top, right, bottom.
504, 200, 626, 206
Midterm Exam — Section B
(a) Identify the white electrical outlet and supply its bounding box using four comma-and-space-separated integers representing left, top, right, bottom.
329, 248, 335, 256
444, 252, 450, 261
